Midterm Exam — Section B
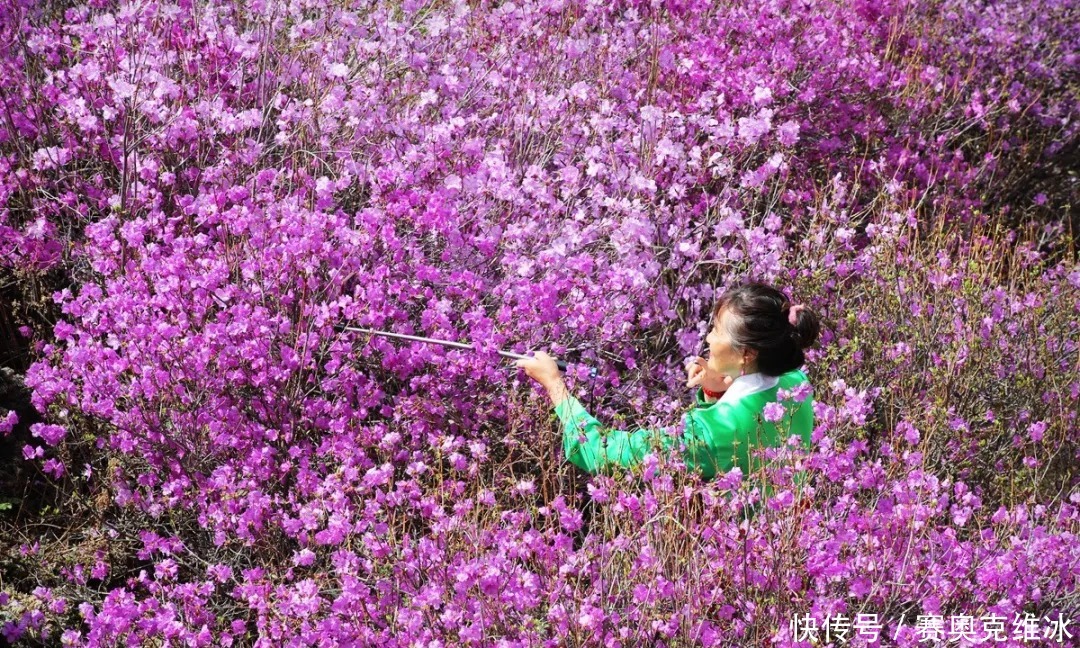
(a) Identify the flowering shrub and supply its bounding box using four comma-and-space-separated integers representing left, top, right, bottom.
1, 0, 1078, 646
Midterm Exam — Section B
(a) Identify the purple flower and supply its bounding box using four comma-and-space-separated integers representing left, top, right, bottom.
29, 423, 66, 446
207, 564, 232, 583
0, 411, 17, 435
763, 402, 786, 422
897, 421, 921, 445
154, 559, 178, 581
42, 459, 65, 479
292, 549, 316, 567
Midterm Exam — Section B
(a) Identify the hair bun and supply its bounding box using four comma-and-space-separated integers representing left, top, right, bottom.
787, 304, 806, 326
789, 304, 820, 350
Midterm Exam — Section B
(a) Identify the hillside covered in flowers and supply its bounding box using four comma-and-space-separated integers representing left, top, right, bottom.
1, 0, 1078, 645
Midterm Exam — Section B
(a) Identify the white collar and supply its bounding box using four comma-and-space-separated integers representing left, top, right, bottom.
718, 372, 778, 405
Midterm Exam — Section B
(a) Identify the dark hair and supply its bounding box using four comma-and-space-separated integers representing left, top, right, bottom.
711, 281, 821, 377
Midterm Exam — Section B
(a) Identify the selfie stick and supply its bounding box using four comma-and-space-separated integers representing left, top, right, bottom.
336, 325, 577, 372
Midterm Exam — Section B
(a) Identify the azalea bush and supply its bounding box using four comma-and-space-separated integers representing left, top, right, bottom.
1, 0, 1078, 645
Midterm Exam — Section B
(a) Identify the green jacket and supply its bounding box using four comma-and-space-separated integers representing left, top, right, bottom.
554, 369, 814, 501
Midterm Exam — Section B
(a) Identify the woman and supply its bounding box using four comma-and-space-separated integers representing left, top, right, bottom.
515, 281, 820, 491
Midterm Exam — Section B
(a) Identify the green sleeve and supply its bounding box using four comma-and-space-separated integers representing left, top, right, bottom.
554, 396, 674, 475
554, 395, 739, 481
680, 399, 740, 481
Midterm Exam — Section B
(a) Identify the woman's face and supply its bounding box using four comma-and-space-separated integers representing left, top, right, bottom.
705, 307, 751, 378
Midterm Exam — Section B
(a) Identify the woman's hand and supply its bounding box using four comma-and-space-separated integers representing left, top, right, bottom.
515, 351, 569, 405
686, 356, 733, 394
